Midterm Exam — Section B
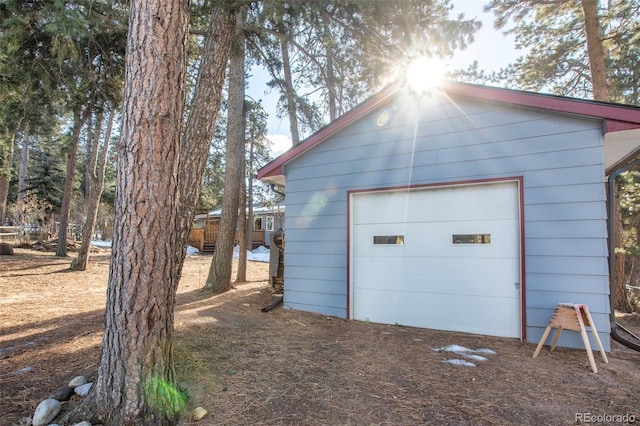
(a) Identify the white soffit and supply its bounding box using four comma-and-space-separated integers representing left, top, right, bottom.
605, 128, 640, 172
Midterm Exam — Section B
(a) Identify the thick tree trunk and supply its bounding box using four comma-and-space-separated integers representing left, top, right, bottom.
205, 7, 247, 292
0, 130, 16, 225
56, 108, 86, 257
175, 5, 236, 277
62, 0, 189, 424
581, 0, 609, 102
71, 107, 115, 271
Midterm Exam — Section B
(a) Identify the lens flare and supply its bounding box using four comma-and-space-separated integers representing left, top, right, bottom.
144, 376, 187, 417
405, 56, 448, 94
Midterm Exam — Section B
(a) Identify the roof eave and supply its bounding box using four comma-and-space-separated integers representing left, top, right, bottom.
257, 80, 640, 185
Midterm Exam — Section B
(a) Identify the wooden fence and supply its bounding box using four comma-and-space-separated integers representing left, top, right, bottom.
0, 226, 20, 244
188, 223, 264, 252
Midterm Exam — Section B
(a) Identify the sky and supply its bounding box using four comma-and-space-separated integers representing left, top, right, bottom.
246, 0, 522, 157
449, 1, 520, 72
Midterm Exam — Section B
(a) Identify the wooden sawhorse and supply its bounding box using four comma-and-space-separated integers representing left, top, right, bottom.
533, 303, 608, 373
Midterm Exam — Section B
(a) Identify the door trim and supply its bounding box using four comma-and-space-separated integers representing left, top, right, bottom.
347, 176, 526, 340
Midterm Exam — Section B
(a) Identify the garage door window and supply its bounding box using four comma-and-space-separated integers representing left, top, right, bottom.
373, 235, 404, 245
452, 234, 491, 244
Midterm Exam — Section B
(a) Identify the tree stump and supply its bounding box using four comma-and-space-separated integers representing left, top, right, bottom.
0, 243, 14, 255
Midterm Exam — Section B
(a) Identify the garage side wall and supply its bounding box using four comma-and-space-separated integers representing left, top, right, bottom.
283, 90, 610, 350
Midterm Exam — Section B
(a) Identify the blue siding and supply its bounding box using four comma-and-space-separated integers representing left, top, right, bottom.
281, 90, 610, 350
286, 240, 347, 256
286, 265, 346, 282
526, 202, 607, 222
526, 274, 609, 294
526, 238, 608, 257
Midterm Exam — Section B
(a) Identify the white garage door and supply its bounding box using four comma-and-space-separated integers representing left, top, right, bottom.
350, 182, 521, 338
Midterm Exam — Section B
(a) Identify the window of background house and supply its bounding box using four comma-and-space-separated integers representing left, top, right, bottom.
266, 216, 274, 232
254, 217, 263, 231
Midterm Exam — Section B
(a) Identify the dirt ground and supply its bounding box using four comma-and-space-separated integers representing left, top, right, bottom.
1, 248, 639, 426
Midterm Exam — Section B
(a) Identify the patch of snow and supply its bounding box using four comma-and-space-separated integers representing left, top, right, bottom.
434, 344, 496, 367
460, 353, 488, 362
233, 245, 270, 263
433, 344, 473, 354
473, 348, 497, 355
92, 240, 201, 257
13, 366, 34, 374
442, 359, 476, 367
91, 240, 112, 248
433, 345, 497, 356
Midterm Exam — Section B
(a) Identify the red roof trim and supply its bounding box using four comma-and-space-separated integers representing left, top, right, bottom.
257, 81, 640, 180
605, 120, 640, 132
442, 82, 640, 124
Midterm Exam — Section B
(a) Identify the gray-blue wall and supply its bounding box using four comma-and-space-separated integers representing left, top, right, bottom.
282, 88, 610, 350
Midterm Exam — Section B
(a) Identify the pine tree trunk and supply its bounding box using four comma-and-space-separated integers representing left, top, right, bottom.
175, 5, 236, 278
629, 252, 640, 312
246, 134, 255, 252
71, 108, 115, 271
628, 216, 640, 311
581, 0, 609, 102
205, 7, 247, 292
237, 179, 248, 283
0, 130, 16, 225
280, 35, 300, 144
56, 108, 86, 257
614, 182, 630, 311
62, 0, 189, 423
323, 20, 338, 121
84, 110, 103, 200
239, 134, 256, 282
246, 136, 255, 247
17, 137, 29, 203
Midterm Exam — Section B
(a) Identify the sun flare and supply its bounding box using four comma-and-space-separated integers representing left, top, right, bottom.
404, 56, 448, 94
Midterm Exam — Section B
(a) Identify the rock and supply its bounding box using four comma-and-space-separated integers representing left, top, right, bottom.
192, 406, 208, 421
72, 421, 92, 426
32, 398, 61, 426
48, 386, 75, 402
68, 375, 88, 388
74, 382, 92, 396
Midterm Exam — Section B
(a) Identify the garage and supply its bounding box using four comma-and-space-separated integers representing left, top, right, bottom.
257, 81, 634, 349
349, 181, 522, 338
